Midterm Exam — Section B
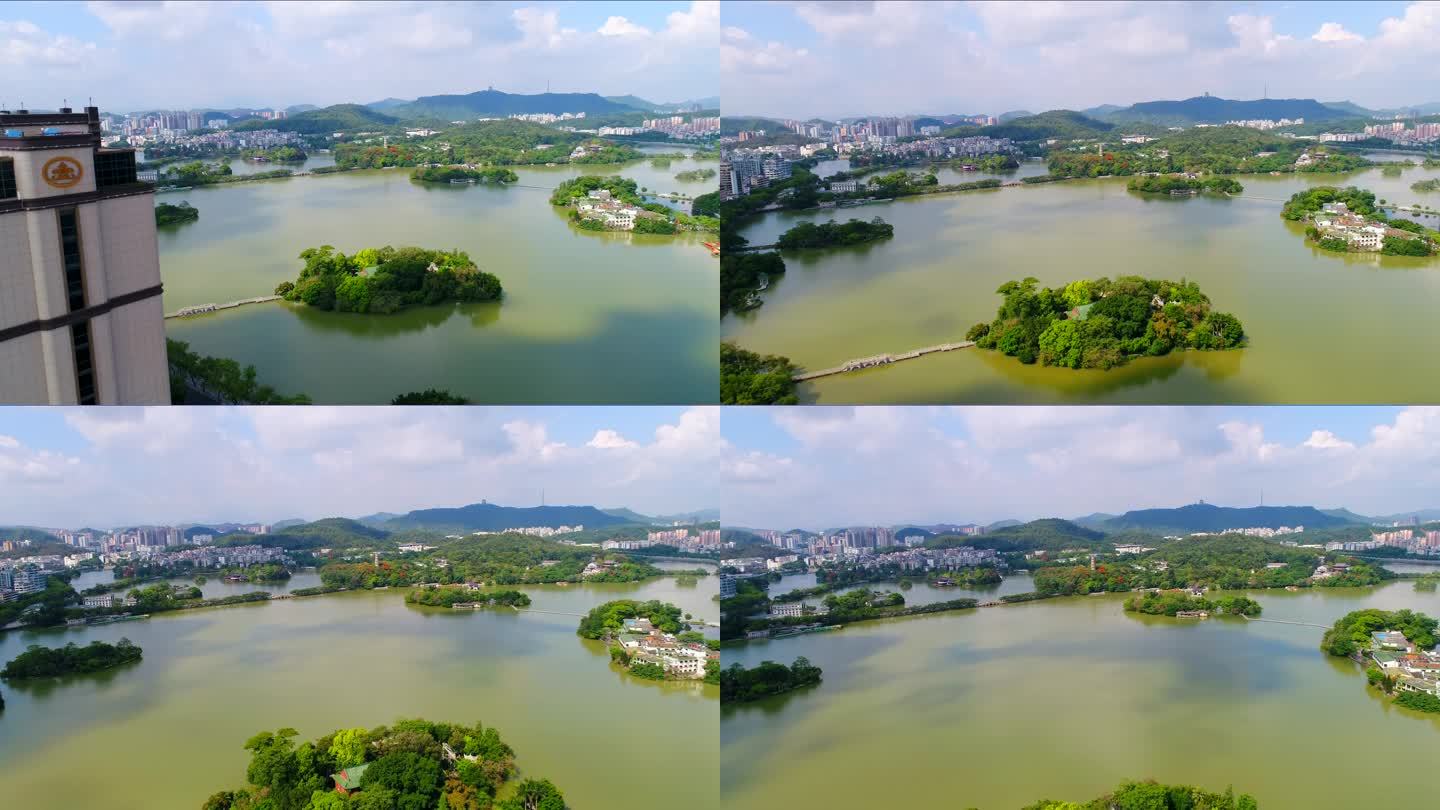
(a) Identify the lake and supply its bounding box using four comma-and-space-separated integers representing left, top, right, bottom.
158, 148, 718, 404
1, 570, 718, 810
723, 160, 1440, 403
721, 577, 1440, 809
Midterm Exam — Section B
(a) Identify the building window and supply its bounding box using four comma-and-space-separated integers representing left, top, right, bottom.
0, 159, 15, 199
94, 151, 137, 188
70, 321, 97, 404
57, 207, 86, 311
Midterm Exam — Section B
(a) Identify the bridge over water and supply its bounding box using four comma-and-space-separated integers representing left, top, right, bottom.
165, 296, 281, 319
793, 341, 975, 382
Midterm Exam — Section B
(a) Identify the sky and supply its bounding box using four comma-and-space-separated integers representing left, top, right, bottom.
0, 406, 720, 529
0, 1, 718, 111
722, 1, 1440, 118
721, 406, 1440, 530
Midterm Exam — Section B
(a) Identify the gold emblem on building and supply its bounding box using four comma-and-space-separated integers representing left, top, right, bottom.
41, 156, 84, 189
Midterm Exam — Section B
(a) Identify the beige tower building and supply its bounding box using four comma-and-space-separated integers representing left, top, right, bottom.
0, 106, 169, 404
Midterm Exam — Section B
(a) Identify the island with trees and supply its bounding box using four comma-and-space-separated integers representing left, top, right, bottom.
1412, 179, 1440, 193
200, 718, 567, 810
405, 586, 531, 609
968, 276, 1245, 370
1284, 186, 1439, 257
929, 566, 1003, 587
1322, 609, 1440, 715
775, 217, 894, 249
411, 166, 519, 185
333, 118, 642, 169
1123, 591, 1261, 618
1126, 175, 1243, 195
276, 245, 502, 314
548, 175, 717, 235
155, 201, 200, 227
578, 600, 719, 683
160, 161, 293, 186
720, 657, 822, 704
720, 342, 799, 405
241, 145, 307, 163
674, 168, 717, 182
2, 638, 143, 680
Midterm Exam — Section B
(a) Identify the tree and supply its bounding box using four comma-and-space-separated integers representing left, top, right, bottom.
499, 779, 567, 810
362, 751, 443, 808
327, 727, 368, 768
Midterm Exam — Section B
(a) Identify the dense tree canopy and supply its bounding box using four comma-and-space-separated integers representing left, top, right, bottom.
720, 657, 822, 703
281, 245, 502, 314
720, 252, 786, 314
776, 217, 894, 249
576, 599, 688, 639
155, 201, 200, 227
1321, 609, 1438, 657
720, 342, 799, 405
2, 638, 143, 679
971, 276, 1244, 369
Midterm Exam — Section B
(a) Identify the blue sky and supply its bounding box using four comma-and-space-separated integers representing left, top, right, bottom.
722, 1, 1440, 118
721, 406, 1439, 529
0, 406, 719, 528
0, 1, 718, 111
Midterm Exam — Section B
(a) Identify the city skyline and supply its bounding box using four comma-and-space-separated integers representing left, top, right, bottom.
0, 406, 720, 528
1, 0, 718, 111
722, 1, 1440, 119
721, 406, 1440, 529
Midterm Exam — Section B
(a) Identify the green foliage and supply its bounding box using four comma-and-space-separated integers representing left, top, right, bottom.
167, 338, 311, 405
405, 587, 531, 608
576, 600, 688, 639
362, 752, 443, 807
1, 638, 143, 679
391, 389, 471, 405
328, 728, 369, 768
721, 657, 822, 703
1394, 691, 1440, 713
155, 201, 200, 227
234, 104, 398, 135
720, 251, 786, 314
1123, 591, 1261, 617
690, 191, 720, 218
1411, 179, 1440, 193
496, 778, 567, 810
1321, 609, 1438, 657
1382, 235, 1435, 256
674, 168, 716, 182
1281, 186, 1380, 220
1126, 175, 1243, 194
548, 175, 643, 206
241, 145, 307, 162
720, 342, 798, 404
411, 166, 518, 184
972, 276, 1242, 370
775, 217, 894, 249
283, 244, 502, 315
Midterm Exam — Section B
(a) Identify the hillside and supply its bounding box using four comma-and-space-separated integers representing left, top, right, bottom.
391, 89, 633, 121
605, 95, 660, 111
1102, 504, 1355, 534
233, 103, 399, 134
947, 110, 1116, 142
721, 116, 787, 135
929, 518, 1110, 553
997, 110, 1034, 123
383, 502, 627, 533
214, 517, 395, 551
1099, 96, 1351, 126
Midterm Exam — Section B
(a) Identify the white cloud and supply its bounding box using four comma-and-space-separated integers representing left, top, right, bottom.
598, 16, 649, 37
587, 429, 639, 450
1313, 22, 1363, 43
0, 19, 98, 67
1303, 430, 1356, 450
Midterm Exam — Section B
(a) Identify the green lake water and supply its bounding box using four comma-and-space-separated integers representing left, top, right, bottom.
158, 149, 718, 404
723, 159, 1440, 403
1, 568, 718, 810
721, 576, 1440, 809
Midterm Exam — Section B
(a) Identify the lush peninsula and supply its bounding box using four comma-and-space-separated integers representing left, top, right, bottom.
241, 145, 307, 163
2, 639, 143, 680
720, 657, 822, 703
720, 342, 799, 405
1123, 591, 1262, 617
405, 586, 531, 608
155, 201, 200, 227
1126, 175, 1243, 195
276, 245, 502, 314
674, 168, 717, 182
965, 153, 1020, 172
776, 217, 894, 249
160, 161, 293, 186
930, 566, 1003, 587
1322, 609, 1440, 715
720, 251, 786, 313
411, 166, 518, 185
579, 600, 718, 682
1025, 780, 1259, 810
968, 276, 1244, 370
1284, 186, 1439, 257
333, 118, 642, 169
201, 719, 567, 810
549, 175, 717, 234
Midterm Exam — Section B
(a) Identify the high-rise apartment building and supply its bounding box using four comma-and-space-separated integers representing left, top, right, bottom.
0, 106, 169, 404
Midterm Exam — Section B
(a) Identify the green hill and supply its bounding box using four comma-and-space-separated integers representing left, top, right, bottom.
233, 104, 399, 134
391, 89, 633, 121
1103, 504, 1355, 535
1100, 96, 1351, 126
947, 110, 1116, 142
383, 503, 626, 533
214, 517, 393, 551
721, 116, 787, 135
929, 518, 1109, 553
